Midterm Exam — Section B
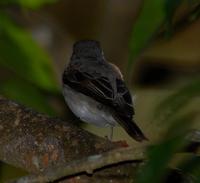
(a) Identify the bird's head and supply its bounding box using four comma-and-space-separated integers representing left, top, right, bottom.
72, 40, 104, 60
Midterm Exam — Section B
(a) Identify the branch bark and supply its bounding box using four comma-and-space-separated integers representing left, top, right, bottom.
0, 96, 119, 171
1, 96, 200, 183
11, 147, 145, 183
0, 96, 143, 183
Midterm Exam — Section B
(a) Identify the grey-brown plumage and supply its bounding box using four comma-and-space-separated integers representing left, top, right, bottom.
62, 40, 147, 141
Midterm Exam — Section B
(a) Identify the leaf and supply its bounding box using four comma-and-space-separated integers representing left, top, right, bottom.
154, 78, 200, 123
165, 0, 183, 22
177, 155, 200, 182
127, 0, 188, 79
136, 138, 183, 183
0, 0, 57, 9
164, 0, 182, 36
128, 0, 166, 71
0, 78, 56, 115
0, 13, 59, 92
136, 113, 195, 183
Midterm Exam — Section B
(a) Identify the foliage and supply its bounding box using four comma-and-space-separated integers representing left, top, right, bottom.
154, 78, 200, 123
127, 0, 200, 71
128, 0, 166, 70
0, 0, 57, 9
176, 155, 200, 182
136, 112, 199, 183
0, 2, 59, 115
128, 0, 200, 182
1, 79, 56, 114
0, 13, 58, 92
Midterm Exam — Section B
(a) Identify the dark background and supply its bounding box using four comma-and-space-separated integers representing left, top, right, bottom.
0, 0, 199, 182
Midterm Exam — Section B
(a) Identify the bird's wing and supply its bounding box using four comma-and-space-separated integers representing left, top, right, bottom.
62, 62, 134, 117
63, 62, 147, 141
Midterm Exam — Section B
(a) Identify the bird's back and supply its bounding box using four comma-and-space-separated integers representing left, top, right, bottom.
63, 40, 147, 141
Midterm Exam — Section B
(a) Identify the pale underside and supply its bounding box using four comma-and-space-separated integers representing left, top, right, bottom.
63, 84, 118, 127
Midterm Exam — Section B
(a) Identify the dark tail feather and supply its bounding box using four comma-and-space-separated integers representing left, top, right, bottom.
117, 117, 148, 142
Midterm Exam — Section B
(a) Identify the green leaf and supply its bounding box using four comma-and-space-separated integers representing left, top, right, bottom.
0, 13, 59, 92
127, 0, 188, 79
136, 138, 183, 183
154, 78, 200, 124
165, 0, 182, 22
164, 0, 186, 37
0, 79, 56, 115
136, 113, 195, 183
177, 155, 200, 182
128, 0, 166, 71
0, 0, 57, 9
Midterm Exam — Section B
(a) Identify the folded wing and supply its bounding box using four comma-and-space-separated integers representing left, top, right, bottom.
63, 62, 147, 141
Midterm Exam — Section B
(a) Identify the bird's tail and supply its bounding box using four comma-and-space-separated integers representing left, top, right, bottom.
117, 117, 148, 142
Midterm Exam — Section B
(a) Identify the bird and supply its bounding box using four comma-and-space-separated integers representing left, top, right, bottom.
62, 40, 147, 141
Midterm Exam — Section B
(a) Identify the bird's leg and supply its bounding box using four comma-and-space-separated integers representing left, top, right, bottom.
109, 126, 114, 141
104, 125, 114, 141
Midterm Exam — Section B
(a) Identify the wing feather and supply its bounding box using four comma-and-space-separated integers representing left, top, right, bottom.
63, 62, 147, 141
63, 65, 134, 117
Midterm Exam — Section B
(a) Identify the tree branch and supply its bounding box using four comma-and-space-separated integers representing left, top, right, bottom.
0, 96, 117, 172
11, 147, 145, 183
0, 96, 143, 183
1, 96, 200, 183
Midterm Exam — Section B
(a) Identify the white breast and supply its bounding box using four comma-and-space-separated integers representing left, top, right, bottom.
63, 85, 117, 127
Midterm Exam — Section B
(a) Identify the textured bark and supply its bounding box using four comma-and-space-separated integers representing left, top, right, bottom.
1, 96, 199, 183
11, 147, 145, 183
0, 96, 142, 182
0, 96, 117, 171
